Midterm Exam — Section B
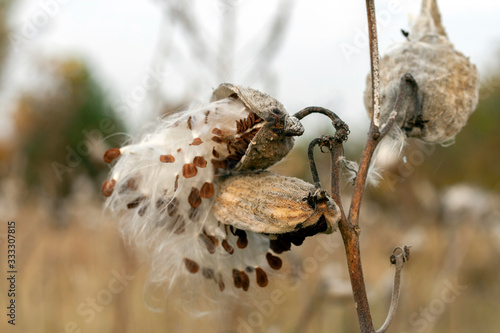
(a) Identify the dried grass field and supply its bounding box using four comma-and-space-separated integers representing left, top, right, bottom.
1, 176, 499, 333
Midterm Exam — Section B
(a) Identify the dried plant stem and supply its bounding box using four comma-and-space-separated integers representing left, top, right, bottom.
376, 246, 409, 333
298, 2, 413, 331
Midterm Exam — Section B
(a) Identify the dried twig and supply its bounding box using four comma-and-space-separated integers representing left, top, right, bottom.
376, 246, 410, 333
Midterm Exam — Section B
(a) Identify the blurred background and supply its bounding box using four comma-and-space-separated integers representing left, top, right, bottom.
0, 0, 499, 332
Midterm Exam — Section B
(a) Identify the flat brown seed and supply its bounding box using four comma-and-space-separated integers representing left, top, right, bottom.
156, 198, 166, 210
221, 239, 234, 254
188, 187, 202, 208
232, 269, 243, 288
187, 116, 193, 130
104, 148, 121, 163
211, 159, 226, 170
171, 215, 185, 234
138, 205, 148, 217
216, 274, 225, 291
160, 154, 175, 163
255, 267, 268, 287
166, 198, 178, 216
211, 136, 223, 143
200, 182, 214, 199
241, 271, 250, 291
177, 148, 181, 152
102, 179, 116, 197
193, 156, 207, 168
182, 163, 197, 178
202, 267, 214, 280
126, 178, 138, 191
174, 175, 179, 191
199, 232, 217, 254
212, 128, 224, 136
127, 196, 145, 209
212, 147, 219, 158
235, 230, 248, 249
184, 258, 199, 274
188, 207, 200, 222
266, 252, 283, 270
190, 138, 203, 146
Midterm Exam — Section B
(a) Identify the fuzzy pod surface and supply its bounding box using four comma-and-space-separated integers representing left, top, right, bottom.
364, 0, 479, 144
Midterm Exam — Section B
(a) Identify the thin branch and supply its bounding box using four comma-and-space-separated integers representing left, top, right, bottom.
376, 246, 410, 333
366, 0, 381, 128
307, 137, 325, 189
293, 106, 350, 142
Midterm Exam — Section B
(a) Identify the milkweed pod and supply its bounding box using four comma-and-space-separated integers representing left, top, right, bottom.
364, 0, 479, 144
212, 171, 340, 236
211, 83, 304, 171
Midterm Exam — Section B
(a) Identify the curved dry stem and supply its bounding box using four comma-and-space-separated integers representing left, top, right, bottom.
293, 106, 350, 142
376, 246, 410, 333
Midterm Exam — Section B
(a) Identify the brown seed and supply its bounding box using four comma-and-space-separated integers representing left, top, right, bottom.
182, 163, 197, 178
202, 267, 214, 280
212, 147, 219, 158
104, 148, 121, 163
200, 182, 214, 199
138, 205, 148, 217
166, 198, 178, 216
221, 239, 234, 254
216, 274, 225, 291
234, 229, 248, 249
232, 269, 243, 288
101, 179, 116, 197
241, 271, 250, 291
200, 231, 218, 254
174, 175, 179, 191
190, 138, 203, 146
212, 128, 224, 136
183, 258, 199, 274
156, 198, 166, 210
255, 267, 268, 287
211, 159, 226, 170
171, 215, 185, 234
193, 156, 207, 168
177, 148, 181, 152
204, 110, 210, 124
160, 154, 175, 163
266, 252, 283, 270
187, 116, 193, 130
126, 178, 138, 191
127, 196, 145, 209
188, 207, 200, 222
211, 136, 223, 143
188, 187, 202, 208
237, 237, 248, 249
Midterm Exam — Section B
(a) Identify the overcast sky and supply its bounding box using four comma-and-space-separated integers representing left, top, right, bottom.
2, 0, 500, 142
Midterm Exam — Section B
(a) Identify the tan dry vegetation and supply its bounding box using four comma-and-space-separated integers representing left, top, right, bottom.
1, 183, 499, 333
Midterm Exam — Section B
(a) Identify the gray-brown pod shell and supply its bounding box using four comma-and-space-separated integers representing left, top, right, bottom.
211, 83, 304, 171
364, 0, 479, 144
212, 171, 339, 235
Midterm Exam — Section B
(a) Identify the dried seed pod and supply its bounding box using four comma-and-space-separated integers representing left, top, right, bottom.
213, 171, 340, 235
103, 84, 312, 312
211, 83, 304, 171
364, 0, 479, 144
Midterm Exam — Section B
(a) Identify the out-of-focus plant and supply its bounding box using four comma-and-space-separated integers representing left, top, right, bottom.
11, 58, 124, 214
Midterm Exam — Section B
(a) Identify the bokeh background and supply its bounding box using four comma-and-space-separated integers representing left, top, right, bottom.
0, 0, 499, 332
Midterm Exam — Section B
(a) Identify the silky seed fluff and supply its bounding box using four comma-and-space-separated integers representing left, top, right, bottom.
364, 0, 479, 144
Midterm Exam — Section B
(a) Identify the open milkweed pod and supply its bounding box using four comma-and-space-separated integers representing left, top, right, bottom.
213, 171, 340, 254
102, 84, 311, 311
211, 83, 304, 171
364, 0, 479, 144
